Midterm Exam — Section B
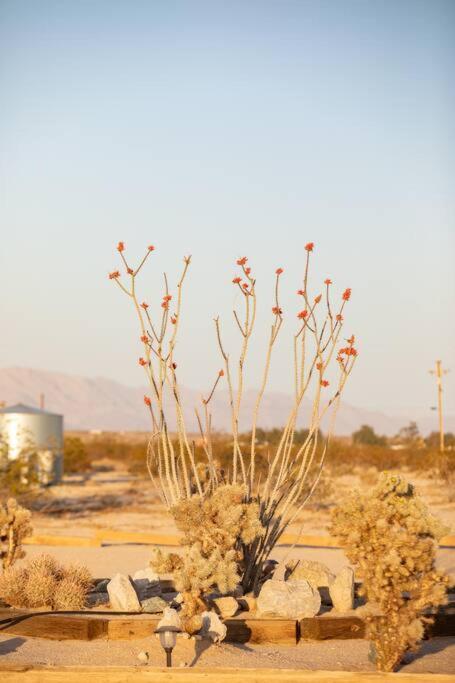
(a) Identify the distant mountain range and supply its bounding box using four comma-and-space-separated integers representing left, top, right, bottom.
0, 367, 451, 437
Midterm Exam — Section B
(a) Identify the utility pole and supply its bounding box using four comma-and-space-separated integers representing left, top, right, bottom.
429, 360, 449, 452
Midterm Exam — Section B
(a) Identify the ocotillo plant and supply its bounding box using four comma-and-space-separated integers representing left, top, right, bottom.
109, 241, 357, 595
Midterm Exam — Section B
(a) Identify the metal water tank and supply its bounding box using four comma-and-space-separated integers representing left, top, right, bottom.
0, 403, 63, 484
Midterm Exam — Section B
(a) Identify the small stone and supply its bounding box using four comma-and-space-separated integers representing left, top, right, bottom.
137, 651, 149, 664
213, 596, 239, 618
238, 594, 257, 612
94, 579, 109, 593
286, 560, 335, 587
86, 592, 110, 607
107, 573, 141, 612
157, 607, 182, 630
133, 568, 160, 583
133, 579, 161, 601
262, 559, 278, 577
199, 611, 227, 643
132, 568, 161, 600
257, 578, 321, 618
329, 566, 355, 612
141, 596, 168, 613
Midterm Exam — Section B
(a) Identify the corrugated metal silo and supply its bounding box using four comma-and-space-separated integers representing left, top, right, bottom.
0, 403, 63, 485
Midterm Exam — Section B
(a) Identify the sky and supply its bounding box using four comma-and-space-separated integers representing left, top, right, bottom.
0, 0, 454, 418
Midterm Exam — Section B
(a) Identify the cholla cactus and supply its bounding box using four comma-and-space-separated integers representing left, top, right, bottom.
330, 472, 449, 671
0, 498, 33, 570
0, 553, 92, 610
151, 484, 261, 628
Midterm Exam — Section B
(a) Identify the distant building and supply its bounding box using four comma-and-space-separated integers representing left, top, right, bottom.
0, 403, 63, 485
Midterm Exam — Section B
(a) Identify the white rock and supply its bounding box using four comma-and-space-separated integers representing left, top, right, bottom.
107, 573, 141, 612
133, 568, 160, 582
199, 611, 227, 643
329, 566, 355, 612
272, 562, 287, 581
137, 651, 149, 664
287, 560, 335, 587
257, 579, 321, 618
213, 596, 239, 618
156, 607, 182, 631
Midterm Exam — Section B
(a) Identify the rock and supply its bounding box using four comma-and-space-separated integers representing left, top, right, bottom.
134, 579, 161, 601
262, 559, 278, 577
157, 607, 182, 631
257, 579, 321, 618
286, 560, 335, 587
272, 562, 287, 581
238, 594, 257, 612
199, 611, 227, 643
213, 596, 239, 618
141, 596, 169, 613
329, 567, 355, 612
133, 568, 160, 583
132, 568, 161, 601
137, 651, 149, 664
107, 573, 141, 612
86, 592, 110, 607
232, 584, 244, 598
94, 579, 109, 593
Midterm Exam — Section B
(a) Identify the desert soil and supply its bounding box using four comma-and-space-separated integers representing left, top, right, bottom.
0, 634, 454, 673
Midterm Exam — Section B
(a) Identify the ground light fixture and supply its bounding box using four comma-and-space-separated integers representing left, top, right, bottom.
154, 624, 182, 667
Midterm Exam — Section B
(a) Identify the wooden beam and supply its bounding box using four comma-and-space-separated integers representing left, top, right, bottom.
300, 616, 366, 640
0, 609, 453, 643
95, 530, 181, 546
224, 616, 298, 644
0, 665, 453, 682
23, 535, 100, 548
20, 531, 455, 549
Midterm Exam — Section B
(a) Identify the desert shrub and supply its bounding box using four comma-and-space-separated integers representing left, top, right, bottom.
63, 436, 91, 474
330, 472, 448, 671
353, 424, 387, 447
0, 453, 40, 496
151, 483, 262, 630
0, 553, 92, 610
71, 433, 151, 475
0, 498, 33, 570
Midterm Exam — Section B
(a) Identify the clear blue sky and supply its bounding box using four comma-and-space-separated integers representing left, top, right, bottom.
1, 0, 454, 415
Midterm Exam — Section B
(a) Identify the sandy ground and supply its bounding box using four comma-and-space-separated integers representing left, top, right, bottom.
0, 634, 454, 673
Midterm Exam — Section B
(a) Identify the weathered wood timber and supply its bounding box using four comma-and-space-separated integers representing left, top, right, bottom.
0, 665, 452, 683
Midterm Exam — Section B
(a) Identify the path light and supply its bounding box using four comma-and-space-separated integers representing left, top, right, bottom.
154, 623, 181, 667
